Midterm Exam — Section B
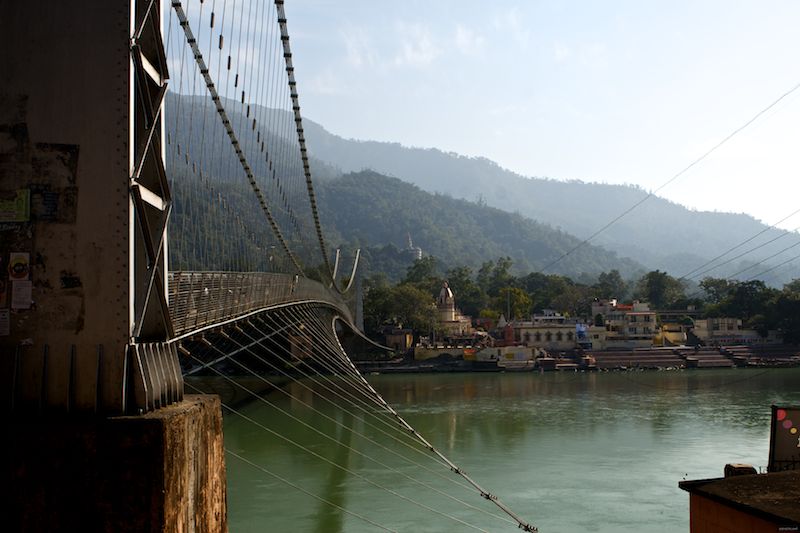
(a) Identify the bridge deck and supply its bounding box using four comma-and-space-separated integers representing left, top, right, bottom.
168, 271, 353, 337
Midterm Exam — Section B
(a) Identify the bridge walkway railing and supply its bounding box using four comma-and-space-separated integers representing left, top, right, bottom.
168, 271, 353, 338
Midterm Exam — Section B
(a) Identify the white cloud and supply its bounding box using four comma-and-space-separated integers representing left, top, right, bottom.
550, 40, 608, 69
579, 42, 609, 70
493, 7, 530, 49
454, 24, 486, 56
553, 42, 571, 63
393, 22, 440, 67
341, 25, 377, 68
306, 66, 346, 95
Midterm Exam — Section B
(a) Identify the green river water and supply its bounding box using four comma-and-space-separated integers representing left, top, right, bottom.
221, 368, 800, 532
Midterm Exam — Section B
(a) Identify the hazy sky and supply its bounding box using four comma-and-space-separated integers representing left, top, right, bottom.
285, 1, 800, 231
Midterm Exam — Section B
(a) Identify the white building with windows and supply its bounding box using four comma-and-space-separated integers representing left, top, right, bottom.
591, 299, 657, 349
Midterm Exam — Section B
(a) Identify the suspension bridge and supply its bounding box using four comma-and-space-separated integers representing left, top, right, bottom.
1, 1, 535, 531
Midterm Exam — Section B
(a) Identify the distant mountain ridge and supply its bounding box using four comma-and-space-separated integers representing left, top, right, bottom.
164, 94, 798, 285
167, 94, 648, 279
302, 119, 800, 285
315, 171, 645, 281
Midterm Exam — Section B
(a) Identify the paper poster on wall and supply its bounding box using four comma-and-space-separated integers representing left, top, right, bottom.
11, 280, 32, 310
0, 309, 9, 336
0, 189, 31, 222
8, 252, 30, 280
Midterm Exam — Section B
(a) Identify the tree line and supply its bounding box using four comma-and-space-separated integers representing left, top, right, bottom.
363, 256, 800, 343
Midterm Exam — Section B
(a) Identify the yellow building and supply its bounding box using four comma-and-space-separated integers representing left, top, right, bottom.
512, 311, 583, 352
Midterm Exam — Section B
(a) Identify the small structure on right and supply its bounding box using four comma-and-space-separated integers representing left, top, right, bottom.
692, 317, 783, 346
679, 405, 800, 532
679, 471, 799, 532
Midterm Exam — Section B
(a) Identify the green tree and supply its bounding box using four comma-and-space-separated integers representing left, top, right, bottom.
699, 277, 734, 304
361, 278, 438, 337
635, 270, 686, 309
774, 291, 800, 343
521, 272, 573, 311
719, 280, 778, 321
402, 256, 442, 296
783, 279, 800, 295
494, 287, 532, 319
362, 275, 394, 335
477, 257, 515, 297
390, 284, 438, 333
403, 256, 439, 284
594, 269, 628, 300
445, 265, 487, 317
551, 283, 594, 317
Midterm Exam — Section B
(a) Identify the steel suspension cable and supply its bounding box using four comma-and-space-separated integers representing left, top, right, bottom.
186, 351, 516, 526
302, 311, 539, 532
268, 305, 539, 531
228, 310, 471, 475
171, 0, 305, 275
190, 386, 493, 532
274, 1, 359, 292
184, 386, 399, 533
185, 335, 480, 493
245, 311, 446, 447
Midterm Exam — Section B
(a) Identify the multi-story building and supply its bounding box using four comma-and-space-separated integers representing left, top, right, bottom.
591, 299, 657, 349
511, 310, 585, 352
692, 318, 782, 345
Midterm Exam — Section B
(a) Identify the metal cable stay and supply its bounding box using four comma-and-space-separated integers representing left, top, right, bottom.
182, 302, 538, 531
184, 307, 486, 488
167, 1, 536, 529
182, 336, 484, 525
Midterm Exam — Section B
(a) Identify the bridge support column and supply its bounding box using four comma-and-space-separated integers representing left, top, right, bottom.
0, 2, 227, 531
3, 395, 227, 533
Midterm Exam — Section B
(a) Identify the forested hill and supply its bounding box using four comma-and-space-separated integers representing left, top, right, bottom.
303, 120, 800, 284
164, 94, 796, 284
315, 171, 645, 281
165, 94, 644, 279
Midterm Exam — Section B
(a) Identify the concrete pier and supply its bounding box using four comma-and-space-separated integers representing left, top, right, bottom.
4, 395, 227, 532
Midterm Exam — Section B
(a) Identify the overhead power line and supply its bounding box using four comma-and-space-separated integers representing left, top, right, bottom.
685, 221, 800, 281
541, 79, 800, 273
679, 207, 800, 280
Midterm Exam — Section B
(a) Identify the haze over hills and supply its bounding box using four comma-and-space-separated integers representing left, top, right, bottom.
165, 94, 798, 285
315, 171, 645, 281
302, 119, 800, 285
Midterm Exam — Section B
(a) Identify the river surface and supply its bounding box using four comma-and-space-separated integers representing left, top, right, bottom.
221, 368, 800, 532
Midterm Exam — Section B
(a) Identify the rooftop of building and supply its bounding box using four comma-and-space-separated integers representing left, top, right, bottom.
679, 470, 800, 525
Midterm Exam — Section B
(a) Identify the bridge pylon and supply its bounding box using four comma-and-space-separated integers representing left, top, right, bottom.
1, 2, 226, 531
1, 0, 179, 415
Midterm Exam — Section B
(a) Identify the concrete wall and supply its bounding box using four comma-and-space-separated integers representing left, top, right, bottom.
0, 0, 135, 412
3, 394, 227, 532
